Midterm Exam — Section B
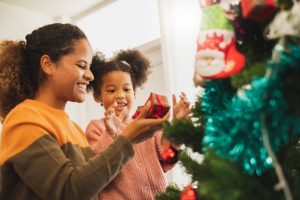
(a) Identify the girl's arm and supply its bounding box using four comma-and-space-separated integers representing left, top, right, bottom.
86, 119, 113, 154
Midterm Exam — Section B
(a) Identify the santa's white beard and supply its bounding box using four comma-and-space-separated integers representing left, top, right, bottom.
195, 51, 225, 77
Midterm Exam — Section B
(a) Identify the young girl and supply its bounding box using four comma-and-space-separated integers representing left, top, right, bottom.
0, 23, 168, 200
86, 49, 191, 199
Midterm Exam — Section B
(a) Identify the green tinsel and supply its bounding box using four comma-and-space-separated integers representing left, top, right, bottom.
202, 45, 300, 175
201, 79, 236, 119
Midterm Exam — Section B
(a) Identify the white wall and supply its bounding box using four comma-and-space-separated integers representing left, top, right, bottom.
157, 0, 201, 103
76, 0, 161, 57
157, 0, 202, 188
0, 2, 53, 40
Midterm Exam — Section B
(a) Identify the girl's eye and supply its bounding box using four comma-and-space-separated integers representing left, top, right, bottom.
124, 88, 131, 92
107, 89, 115, 93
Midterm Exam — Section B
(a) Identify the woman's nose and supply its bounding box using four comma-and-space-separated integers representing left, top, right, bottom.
83, 68, 94, 81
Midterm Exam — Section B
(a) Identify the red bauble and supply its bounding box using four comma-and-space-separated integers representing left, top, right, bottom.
161, 144, 179, 164
181, 185, 198, 200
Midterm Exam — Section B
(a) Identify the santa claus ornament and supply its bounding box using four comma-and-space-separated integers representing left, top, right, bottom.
194, 4, 245, 82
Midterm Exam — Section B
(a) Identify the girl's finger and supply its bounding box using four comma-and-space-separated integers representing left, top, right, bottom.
105, 101, 118, 114
104, 115, 112, 121
183, 99, 191, 106
172, 94, 177, 107
180, 94, 190, 106
109, 101, 118, 109
118, 109, 127, 122
104, 109, 114, 117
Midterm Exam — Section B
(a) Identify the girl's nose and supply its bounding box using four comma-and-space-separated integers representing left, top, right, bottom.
115, 92, 125, 99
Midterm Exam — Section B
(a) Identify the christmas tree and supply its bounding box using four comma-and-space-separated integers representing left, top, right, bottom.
156, 0, 300, 199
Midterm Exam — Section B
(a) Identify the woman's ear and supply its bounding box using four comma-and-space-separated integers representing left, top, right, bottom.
40, 55, 55, 75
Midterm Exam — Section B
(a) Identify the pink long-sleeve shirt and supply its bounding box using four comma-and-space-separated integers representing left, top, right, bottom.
86, 119, 173, 200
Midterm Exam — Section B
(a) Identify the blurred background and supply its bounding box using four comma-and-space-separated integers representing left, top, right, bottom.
0, 0, 202, 187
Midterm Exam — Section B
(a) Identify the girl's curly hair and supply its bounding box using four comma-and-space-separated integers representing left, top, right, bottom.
88, 49, 152, 99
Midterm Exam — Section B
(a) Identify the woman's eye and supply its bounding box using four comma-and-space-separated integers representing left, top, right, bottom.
76, 64, 86, 70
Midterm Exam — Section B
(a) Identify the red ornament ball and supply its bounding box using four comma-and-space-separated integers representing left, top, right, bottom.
161, 144, 179, 164
180, 184, 198, 200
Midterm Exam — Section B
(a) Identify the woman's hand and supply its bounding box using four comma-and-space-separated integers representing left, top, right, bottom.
121, 102, 170, 143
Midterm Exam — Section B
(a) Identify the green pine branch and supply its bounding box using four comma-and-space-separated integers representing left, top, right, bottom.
155, 185, 181, 200
163, 120, 204, 153
179, 149, 277, 200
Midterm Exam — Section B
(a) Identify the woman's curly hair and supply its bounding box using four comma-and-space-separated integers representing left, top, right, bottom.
0, 41, 27, 121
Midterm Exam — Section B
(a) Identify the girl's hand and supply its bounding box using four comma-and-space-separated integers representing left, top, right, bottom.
172, 92, 192, 120
122, 102, 170, 143
104, 101, 127, 137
